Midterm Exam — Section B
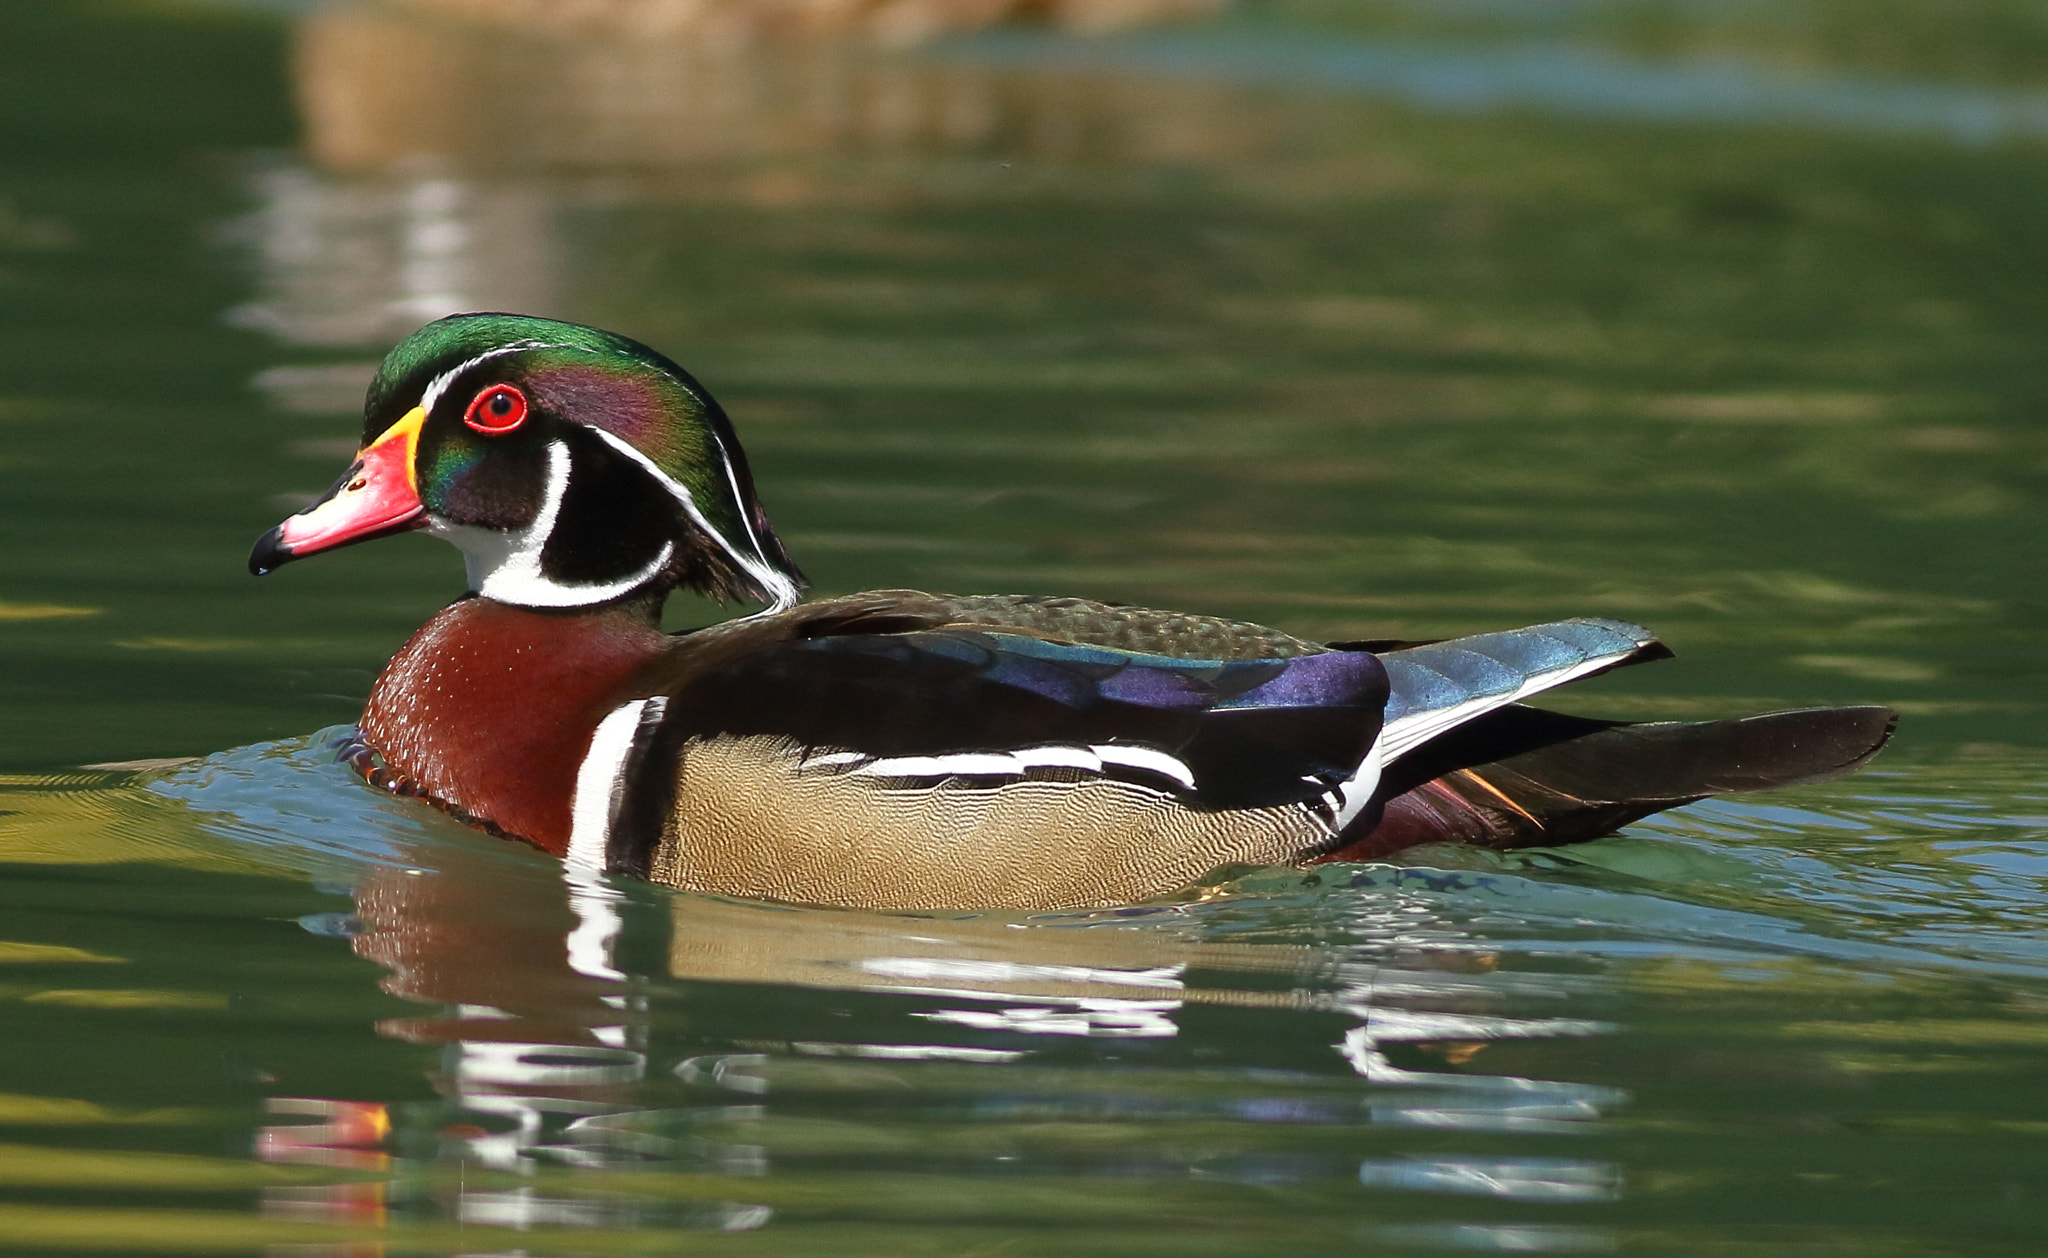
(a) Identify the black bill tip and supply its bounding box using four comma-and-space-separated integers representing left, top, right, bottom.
249, 526, 293, 577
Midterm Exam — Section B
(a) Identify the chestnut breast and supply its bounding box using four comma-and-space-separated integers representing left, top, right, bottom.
362, 598, 669, 855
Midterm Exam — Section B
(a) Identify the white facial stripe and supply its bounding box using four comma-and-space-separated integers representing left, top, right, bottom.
567, 697, 664, 872
714, 447, 784, 591
587, 428, 800, 614
418, 340, 562, 416
440, 440, 675, 609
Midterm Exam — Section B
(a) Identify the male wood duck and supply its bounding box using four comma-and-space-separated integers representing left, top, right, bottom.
251, 314, 1895, 912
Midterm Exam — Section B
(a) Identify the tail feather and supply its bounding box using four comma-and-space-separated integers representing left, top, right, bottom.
1318, 703, 1897, 862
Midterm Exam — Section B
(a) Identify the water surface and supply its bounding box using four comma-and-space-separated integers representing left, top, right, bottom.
1, 1, 2045, 1252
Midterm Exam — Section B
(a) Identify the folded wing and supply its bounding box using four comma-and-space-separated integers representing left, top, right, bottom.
641, 629, 1388, 808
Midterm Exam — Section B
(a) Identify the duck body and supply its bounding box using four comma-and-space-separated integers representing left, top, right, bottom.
255, 314, 1895, 912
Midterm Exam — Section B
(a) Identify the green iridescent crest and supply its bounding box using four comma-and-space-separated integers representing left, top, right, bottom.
366, 313, 801, 608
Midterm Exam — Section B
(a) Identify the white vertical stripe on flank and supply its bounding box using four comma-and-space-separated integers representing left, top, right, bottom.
568, 697, 655, 873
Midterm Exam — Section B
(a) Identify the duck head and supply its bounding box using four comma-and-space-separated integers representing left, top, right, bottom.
249, 314, 803, 613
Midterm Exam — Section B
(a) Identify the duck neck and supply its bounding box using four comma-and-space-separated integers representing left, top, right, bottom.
361, 595, 671, 857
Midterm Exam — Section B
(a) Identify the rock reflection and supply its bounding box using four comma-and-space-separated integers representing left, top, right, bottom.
228, 166, 558, 350
234, 0, 1281, 353
296, 0, 1226, 174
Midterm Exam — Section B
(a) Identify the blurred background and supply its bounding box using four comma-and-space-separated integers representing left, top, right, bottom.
5, 5, 2048, 1257
5, 0, 2047, 767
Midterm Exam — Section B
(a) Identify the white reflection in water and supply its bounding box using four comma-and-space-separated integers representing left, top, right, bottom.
1335, 1012, 1617, 1090
456, 1187, 619, 1230
676, 1053, 772, 1096
447, 1038, 649, 1172
858, 953, 1190, 1036
787, 1040, 1026, 1062
1353, 1007, 1614, 1042
916, 998, 1182, 1036
1356, 1156, 1620, 1202
226, 166, 559, 350
563, 865, 629, 983
859, 956, 1186, 990
457, 1039, 646, 1090
1371, 1094, 1606, 1135
1371, 1221, 1618, 1253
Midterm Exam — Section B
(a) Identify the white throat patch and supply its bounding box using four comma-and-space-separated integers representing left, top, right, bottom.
428, 440, 675, 609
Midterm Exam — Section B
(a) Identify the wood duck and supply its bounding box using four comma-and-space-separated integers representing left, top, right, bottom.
250, 314, 1896, 912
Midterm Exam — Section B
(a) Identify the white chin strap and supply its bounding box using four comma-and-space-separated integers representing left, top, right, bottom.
428, 441, 674, 609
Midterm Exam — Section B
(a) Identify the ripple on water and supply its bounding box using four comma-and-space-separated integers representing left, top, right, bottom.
0, 735, 2043, 1252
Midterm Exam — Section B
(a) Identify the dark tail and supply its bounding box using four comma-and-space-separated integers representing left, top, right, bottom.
1317, 704, 1897, 862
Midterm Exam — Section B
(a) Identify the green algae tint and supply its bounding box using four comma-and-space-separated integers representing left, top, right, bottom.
1, 1, 2047, 1253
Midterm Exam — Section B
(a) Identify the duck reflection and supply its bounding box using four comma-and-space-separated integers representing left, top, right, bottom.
255, 1095, 392, 1241
316, 817, 1622, 1234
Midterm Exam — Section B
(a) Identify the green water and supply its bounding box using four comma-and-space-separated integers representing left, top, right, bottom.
3, 0, 2048, 1252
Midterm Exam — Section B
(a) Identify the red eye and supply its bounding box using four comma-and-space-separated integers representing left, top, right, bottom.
463, 384, 528, 435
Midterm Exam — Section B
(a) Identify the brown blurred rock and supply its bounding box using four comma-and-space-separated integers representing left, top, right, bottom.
247, 0, 1274, 345
368, 0, 1220, 43
295, 0, 1228, 174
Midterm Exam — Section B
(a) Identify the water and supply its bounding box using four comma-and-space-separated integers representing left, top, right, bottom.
2, 0, 2047, 1252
